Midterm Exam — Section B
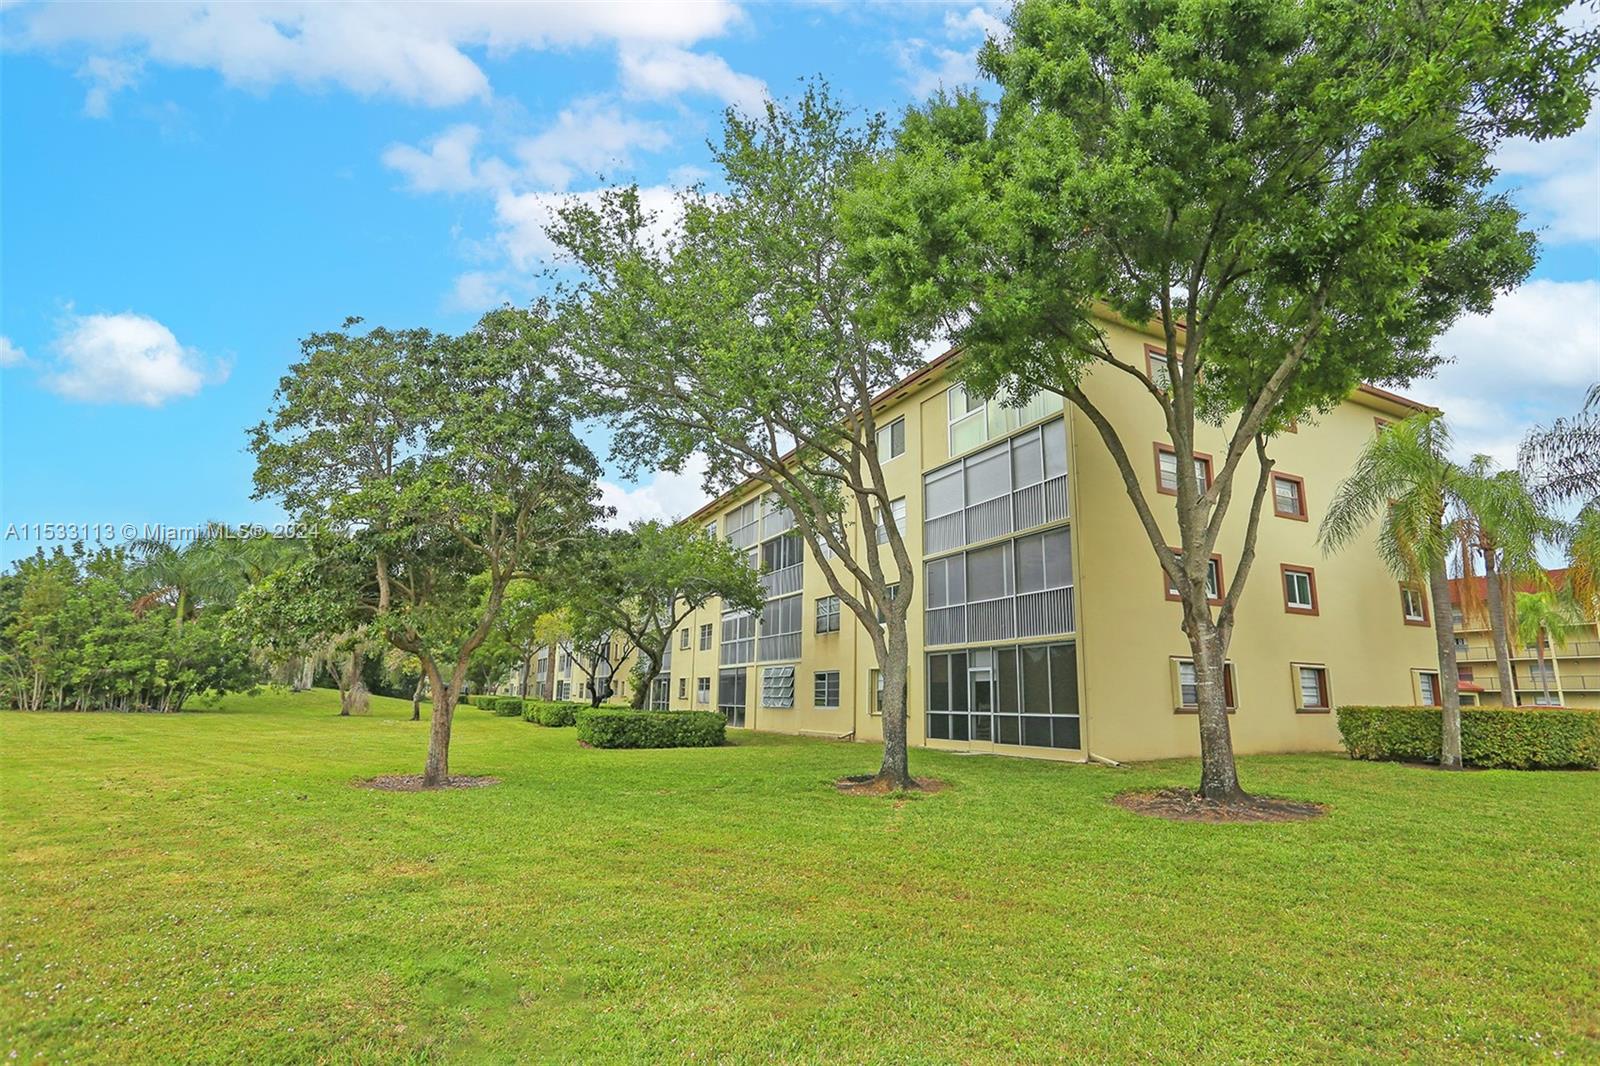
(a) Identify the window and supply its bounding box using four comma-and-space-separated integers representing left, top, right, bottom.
679, 628, 690, 650
1374, 416, 1392, 434
1173, 658, 1237, 711
1165, 552, 1223, 604
948, 384, 988, 455
696, 676, 711, 704
698, 623, 713, 650
758, 594, 802, 659
869, 669, 885, 716
704, 520, 718, 539
1272, 473, 1307, 520
1281, 565, 1318, 614
1154, 444, 1212, 496
876, 583, 900, 625
556, 680, 570, 701
1144, 344, 1172, 389
1294, 664, 1331, 711
1400, 584, 1429, 626
876, 416, 906, 461
1014, 527, 1072, 593
1450, 606, 1464, 627
1416, 670, 1441, 707
725, 498, 760, 547
926, 642, 1080, 749
762, 530, 803, 572
816, 594, 841, 633
678, 677, 688, 699
721, 610, 756, 664
761, 665, 795, 708
876, 497, 906, 544
814, 670, 841, 708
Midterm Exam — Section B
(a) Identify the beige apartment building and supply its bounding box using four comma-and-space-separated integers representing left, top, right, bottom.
1449, 570, 1600, 710
538, 314, 1443, 763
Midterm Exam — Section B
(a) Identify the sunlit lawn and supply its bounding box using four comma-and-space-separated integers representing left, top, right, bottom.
3, 688, 1596, 1063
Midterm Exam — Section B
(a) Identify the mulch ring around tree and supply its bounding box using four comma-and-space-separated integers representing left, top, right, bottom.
834, 774, 950, 797
1112, 787, 1326, 823
354, 774, 500, 792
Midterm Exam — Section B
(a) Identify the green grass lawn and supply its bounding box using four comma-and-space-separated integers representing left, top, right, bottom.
3, 689, 1596, 1063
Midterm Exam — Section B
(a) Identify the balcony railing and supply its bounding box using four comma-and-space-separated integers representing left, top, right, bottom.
927, 587, 1075, 648
1458, 639, 1600, 662
757, 631, 801, 662
760, 563, 803, 598
924, 474, 1069, 555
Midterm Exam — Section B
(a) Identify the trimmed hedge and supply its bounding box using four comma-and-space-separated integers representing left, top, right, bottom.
521, 700, 584, 727
475, 695, 500, 712
1337, 705, 1600, 769
576, 708, 726, 749
489, 696, 524, 717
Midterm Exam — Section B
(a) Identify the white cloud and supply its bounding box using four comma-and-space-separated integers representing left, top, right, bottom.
513, 99, 670, 191
0, 337, 26, 368
9, 1, 747, 111
1495, 99, 1600, 244
491, 184, 682, 270
43, 312, 225, 406
382, 124, 506, 194
78, 54, 141, 117
599, 454, 710, 528
618, 45, 767, 113
893, 3, 1008, 100
445, 270, 517, 314
1406, 279, 1600, 464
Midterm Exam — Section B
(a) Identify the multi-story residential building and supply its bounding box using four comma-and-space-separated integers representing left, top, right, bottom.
1449, 569, 1600, 709
622, 313, 1441, 764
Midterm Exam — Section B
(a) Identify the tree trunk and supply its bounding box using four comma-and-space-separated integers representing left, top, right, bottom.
873, 621, 914, 789
1428, 559, 1464, 769
1185, 618, 1244, 801
339, 650, 369, 716
1535, 637, 1552, 706
519, 650, 532, 698
630, 653, 662, 710
423, 665, 455, 787
1482, 549, 1517, 706
411, 675, 425, 721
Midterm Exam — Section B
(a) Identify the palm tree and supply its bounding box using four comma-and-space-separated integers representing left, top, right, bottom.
1520, 383, 1600, 506
1456, 461, 1557, 706
1513, 589, 1579, 706
1566, 505, 1600, 624
1321, 413, 1470, 769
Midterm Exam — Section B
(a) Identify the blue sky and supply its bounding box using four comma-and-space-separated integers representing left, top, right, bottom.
1, 1, 1596, 565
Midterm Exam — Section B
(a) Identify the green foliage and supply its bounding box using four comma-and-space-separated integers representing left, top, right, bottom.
521, 700, 582, 727
552, 523, 762, 708
575, 708, 726, 749
475, 695, 500, 712
1337, 706, 1600, 769
490, 696, 524, 717
0, 545, 258, 712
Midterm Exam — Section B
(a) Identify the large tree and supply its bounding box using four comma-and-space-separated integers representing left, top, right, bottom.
548, 86, 935, 787
845, 0, 1596, 800
251, 308, 605, 785
555, 522, 764, 710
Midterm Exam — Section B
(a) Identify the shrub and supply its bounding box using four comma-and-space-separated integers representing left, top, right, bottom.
475, 695, 500, 712
576, 708, 726, 749
522, 700, 583, 727
457, 694, 472, 707
1337, 706, 1600, 769
490, 696, 524, 717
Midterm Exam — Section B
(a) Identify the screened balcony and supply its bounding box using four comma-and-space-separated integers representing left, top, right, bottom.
924, 527, 1075, 647
924, 418, 1069, 554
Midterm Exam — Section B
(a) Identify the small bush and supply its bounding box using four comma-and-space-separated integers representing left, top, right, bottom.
522, 700, 583, 727
490, 696, 524, 717
475, 695, 499, 712
1337, 706, 1600, 769
576, 708, 726, 749
457, 694, 472, 707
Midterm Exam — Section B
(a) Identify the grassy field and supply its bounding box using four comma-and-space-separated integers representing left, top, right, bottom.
3, 689, 1596, 1063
